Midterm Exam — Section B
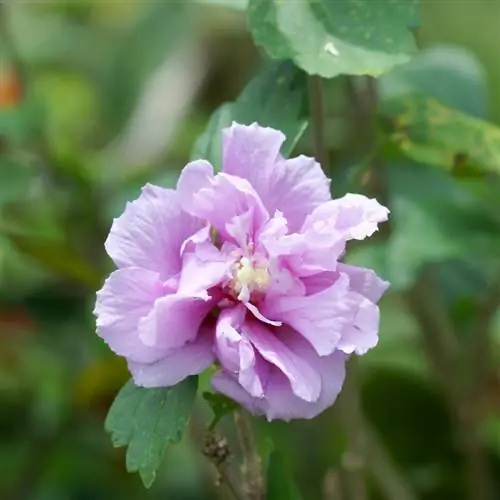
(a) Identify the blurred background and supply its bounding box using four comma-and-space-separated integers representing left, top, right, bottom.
2, 1, 500, 499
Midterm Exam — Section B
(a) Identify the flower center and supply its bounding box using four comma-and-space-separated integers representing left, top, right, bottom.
230, 256, 271, 301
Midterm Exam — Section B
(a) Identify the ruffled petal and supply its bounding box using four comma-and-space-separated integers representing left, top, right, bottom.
94, 268, 168, 364
177, 161, 268, 242
337, 263, 389, 303
262, 274, 354, 356
337, 293, 380, 355
128, 325, 215, 387
138, 292, 215, 350
105, 184, 202, 280
212, 328, 346, 421
222, 123, 331, 232
303, 194, 389, 242
215, 307, 267, 398
243, 320, 321, 402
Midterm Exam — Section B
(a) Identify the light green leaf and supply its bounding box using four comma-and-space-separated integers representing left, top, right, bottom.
266, 450, 302, 500
381, 94, 500, 174
248, 0, 419, 78
379, 45, 488, 118
105, 377, 198, 488
190, 103, 233, 168
191, 61, 308, 169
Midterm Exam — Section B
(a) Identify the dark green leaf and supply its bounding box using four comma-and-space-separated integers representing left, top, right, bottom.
105, 377, 198, 488
191, 61, 308, 169
266, 450, 302, 500
248, 0, 419, 78
381, 94, 500, 174
202, 391, 240, 430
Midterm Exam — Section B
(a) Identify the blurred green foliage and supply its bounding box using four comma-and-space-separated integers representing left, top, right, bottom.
1, 1, 500, 500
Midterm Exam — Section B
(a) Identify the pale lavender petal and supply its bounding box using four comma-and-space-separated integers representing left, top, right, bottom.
238, 341, 268, 398
94, 268, 168, 364
178, 161, 268, 242
337, 263, 389, 303
212, 329, 346, 421
176, 159, 214, 209
128, 325, 215, 387
215, 306, 268, 397
222, 123, 331, 232
245, 302, 282, 327
304, 194, 389, 242
177, 239, 228, 298
262, 274, 354, 356
337, 293, 380, 355
215, 306, 246, 373
243, 321, 321, 402
105, 184, 202, 280
138, 293, 214, 350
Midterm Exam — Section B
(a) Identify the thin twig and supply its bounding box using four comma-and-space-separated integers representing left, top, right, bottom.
234, 410, 263, 500
309, 75, 329, 172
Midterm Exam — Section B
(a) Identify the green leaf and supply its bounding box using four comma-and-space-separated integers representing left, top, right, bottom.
191, 61, 308, 168
381, 94, 500, 174
105, 377, 198, 488
379, 45, 488, 118
266, 450, 302, 500
202, 391, 240, 430
248, 0, 419, 78
190, 103, 233, 169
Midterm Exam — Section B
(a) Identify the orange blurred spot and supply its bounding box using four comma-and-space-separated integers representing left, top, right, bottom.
0, 66, 22, 109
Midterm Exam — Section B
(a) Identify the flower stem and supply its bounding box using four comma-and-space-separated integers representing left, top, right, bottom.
234, 410, 263, 500
308, 75, 329, 172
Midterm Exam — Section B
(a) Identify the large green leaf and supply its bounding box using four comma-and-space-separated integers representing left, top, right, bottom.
381, 95, 500, 174
105, 377, 198, 488
379, 45, 488, 118
191, 61, 308, 168
266, 450, 302, 500
248, 0, 419, 78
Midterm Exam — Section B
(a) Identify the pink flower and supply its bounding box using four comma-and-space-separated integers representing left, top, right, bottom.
94, 123, 389, 421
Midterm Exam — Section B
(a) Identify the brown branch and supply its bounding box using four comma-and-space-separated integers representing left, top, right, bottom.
234, 410, 263, 500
